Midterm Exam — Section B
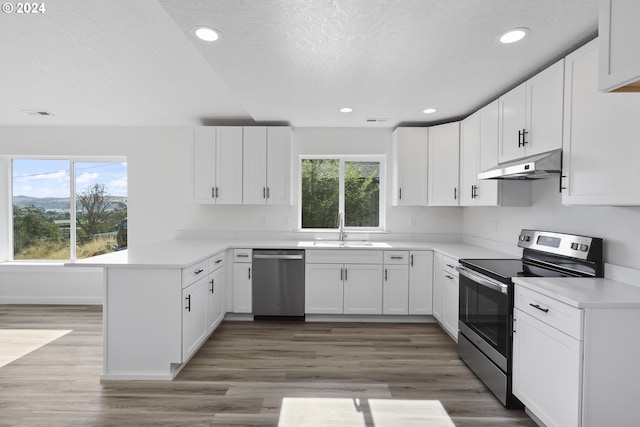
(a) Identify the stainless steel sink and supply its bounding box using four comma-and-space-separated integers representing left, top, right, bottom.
297, 241, 391, 248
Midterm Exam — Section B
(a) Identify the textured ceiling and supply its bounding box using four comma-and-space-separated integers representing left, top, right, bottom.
1, 0, 598, 127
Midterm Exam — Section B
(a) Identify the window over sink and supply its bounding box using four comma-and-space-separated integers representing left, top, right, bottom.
299, 156, 385, 231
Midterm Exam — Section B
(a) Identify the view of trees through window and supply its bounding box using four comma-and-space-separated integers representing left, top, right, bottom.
12, 160, 127, 261
301, 158, 381, 229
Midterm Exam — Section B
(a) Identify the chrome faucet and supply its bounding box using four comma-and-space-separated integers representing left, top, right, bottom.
338, 212, 347, 242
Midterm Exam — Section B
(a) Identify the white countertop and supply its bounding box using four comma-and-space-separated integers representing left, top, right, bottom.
66, 239, 515, 269
513, 276, 640, 309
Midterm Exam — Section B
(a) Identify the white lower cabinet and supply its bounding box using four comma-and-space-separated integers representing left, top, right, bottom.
432, 255, 459, 341
512, 283, 640, 427
182, 276, 209, 361
343, 264, 383, 315
432, 252, 444, 322
206, 255, 225, 332
513, 307, 582, 427
408, 251, 434, 315
232, 249, 252, 313
304, 263, 344, 314
305, 250, 383, 315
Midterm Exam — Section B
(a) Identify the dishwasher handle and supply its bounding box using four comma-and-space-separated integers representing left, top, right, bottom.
253, 254, 304, 260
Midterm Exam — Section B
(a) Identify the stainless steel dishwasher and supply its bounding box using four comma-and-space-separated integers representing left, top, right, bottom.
252, 249, 305, 320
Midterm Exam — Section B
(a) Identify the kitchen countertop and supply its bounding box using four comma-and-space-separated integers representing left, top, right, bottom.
513, 276, 640, 309
66, 239, 516, 269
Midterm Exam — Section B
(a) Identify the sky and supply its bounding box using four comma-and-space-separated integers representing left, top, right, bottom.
12, 160, 128, 198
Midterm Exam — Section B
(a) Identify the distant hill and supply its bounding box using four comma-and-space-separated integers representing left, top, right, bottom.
13, 195, 127, 211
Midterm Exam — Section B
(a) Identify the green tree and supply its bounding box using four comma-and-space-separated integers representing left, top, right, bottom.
76, 184, 115, 239
301, 159, 339, 228
344, 162, 379, 227
13, 205, 63, 255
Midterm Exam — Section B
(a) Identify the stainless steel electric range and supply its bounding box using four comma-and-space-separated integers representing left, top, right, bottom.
456, 229, 603, 407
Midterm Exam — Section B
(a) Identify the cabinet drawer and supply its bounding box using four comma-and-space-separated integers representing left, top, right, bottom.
233, 248, 252, 263
182, 259, 209, 288
306, 249, 383, 264
515, 285, 583, 340
384, 251, 409, 265
209, 252, 225, 271
442, 256, 458, 276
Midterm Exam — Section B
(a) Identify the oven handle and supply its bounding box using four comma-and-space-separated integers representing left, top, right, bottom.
456, 266, 509, 294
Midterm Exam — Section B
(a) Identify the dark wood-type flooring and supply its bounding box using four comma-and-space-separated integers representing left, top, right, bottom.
0, 305, 536, 426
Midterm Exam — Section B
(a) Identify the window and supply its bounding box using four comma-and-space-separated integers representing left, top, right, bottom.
300, 156, 384, 230
11, 159, 127, 261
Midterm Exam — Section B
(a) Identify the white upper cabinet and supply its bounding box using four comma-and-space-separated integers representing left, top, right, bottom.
599, 0, 640, 92
428, 122, 460, 206
460, 101, 532, 207
392, 127, 429, 206
193, 127, 244, 204
460, 110, 481, 206
562, 38, 640, 205
499, 59, 565, 162
243, 127, 292, 205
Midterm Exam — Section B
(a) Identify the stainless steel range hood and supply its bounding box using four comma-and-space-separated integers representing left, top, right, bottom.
478, 149, 562, 180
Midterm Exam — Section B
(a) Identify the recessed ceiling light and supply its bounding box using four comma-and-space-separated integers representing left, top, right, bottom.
499, 28, 530, 44
422, 108, 437, 114
193, 26, 220, 42
340, 107, 353, 113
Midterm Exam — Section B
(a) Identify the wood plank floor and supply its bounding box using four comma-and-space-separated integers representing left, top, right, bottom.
0, 305, 536, 426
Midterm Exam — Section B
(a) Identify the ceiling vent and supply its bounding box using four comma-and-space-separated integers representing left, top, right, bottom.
23, 110, 55, 116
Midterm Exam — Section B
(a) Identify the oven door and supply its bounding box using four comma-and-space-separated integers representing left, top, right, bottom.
457, 266, 510, 372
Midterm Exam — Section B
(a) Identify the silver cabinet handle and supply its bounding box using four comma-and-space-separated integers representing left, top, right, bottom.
215, 259, 222, 264
410, 254, 414, 267
248, 267, 251, 280
445, 263, 455, 269
445, 274, 454, 279
210, 279, 214, 294
194, 269, 204, 275
340, 268, 343, 281
344, 268, 348, 281
236, 254, 249, 258
399, 188, 402, 200
266, 187, 270, 199
454, 187, 457, 200
263, 187, 266, 199
211, 187, 215, 199
390, 256, 403, 260
384, 268, 388, 281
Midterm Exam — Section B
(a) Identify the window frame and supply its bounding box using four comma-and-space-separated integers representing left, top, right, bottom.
298, 154, 386, 232
9, 156, 127, 262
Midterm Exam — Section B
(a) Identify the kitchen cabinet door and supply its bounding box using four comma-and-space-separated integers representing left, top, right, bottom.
476, 100, 502, 206
242, 126, 268, 205
193, 127, 217, 203
265, 127, 292, 205
512, 308, 582, 427
562, 39, 640, 205
499, 82, 527, 163
499, 60, 564, 162
215, 127, 244, 205
526, 59, 565, 157
232, 263, 252, 313
599, 0, 640, 92
428, 122, 460, 206
182, 276, 208, 361
305, 263, 344, 314
206, 266, 225, 332
383, 264, 409, 315
343, 264, 383, 315
243, 127, 292, 205
432, 253, 444, 322
408, 251, 434, 315
441, 271, 459, 341
459, 111, 480, 206
392, 127, 429, 206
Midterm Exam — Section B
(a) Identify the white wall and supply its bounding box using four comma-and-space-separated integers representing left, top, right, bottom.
463, 178, 640, 270
0, 126, 195, 303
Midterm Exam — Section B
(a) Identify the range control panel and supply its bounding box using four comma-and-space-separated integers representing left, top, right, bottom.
517, 229, 603, 261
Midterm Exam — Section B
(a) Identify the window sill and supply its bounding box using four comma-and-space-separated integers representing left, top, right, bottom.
0, 262, 100, 273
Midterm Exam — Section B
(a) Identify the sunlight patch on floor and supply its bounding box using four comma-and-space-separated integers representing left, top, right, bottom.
278, 397, 455, 427
0, 329, 72, 368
